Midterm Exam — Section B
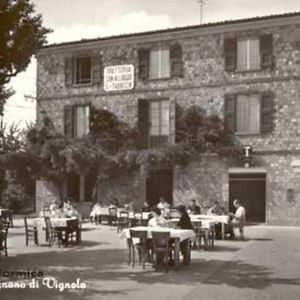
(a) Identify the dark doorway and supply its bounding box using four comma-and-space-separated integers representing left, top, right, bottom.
146, 169, 173, 207
229, 173, 266, 222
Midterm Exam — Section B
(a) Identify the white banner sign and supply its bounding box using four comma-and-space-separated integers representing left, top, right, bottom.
104, 64, 134, 91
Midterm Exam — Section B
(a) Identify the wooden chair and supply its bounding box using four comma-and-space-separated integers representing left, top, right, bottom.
193, 221, 214, 250
151, 231, 174, 272
1, 210, 13, 227
66, 219, 81, 246
44, 217, 61, 247
24, 217, 38, 246
0, 220, 10, 259
117, 211, 129, 233
129, 229, 148, 269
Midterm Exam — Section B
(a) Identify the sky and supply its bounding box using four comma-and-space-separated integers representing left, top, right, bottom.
4, 0, 300, 128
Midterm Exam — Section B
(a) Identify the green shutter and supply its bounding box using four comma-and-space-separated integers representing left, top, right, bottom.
138, 49, 149, 80
260, 34, 273, 69
169, 99, 176, 144
91, 55, 102, 84
64, 105, 74, 137
170, 44, 183, 77
224, 38, 237, 71
64, 57, 73, 87
261, 92, 274, 133
138, 100, 149, 148
224, 94, 236, 132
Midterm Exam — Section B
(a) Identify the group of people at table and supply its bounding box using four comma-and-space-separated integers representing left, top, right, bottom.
90, 196, 246, 239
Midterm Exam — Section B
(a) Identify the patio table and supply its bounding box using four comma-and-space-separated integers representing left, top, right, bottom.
189, 215, 229, 239
33, 217, 78, 245
120, 226, 196, 270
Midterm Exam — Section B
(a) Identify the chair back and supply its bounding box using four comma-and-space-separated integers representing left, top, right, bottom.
109, 207, 117, 217
129, 229, 147, 240
44, 217, 53, 234
0, 220, 9, 251
134, 211, 143, 220
67, 219, 79, 233
151, 231, 170, 250
1, 210, 12, 224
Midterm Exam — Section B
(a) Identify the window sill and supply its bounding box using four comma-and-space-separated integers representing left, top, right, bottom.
72, 82, 93, 88
147, 76, 172, 82
234, 132, 261, 137
234, 68, 262, 74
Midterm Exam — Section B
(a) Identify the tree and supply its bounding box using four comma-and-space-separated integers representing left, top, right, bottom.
0, 0, 50, 114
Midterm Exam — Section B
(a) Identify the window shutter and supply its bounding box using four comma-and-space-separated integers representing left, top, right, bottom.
91, 55, 102, 84
138, 100, 149, 148
169, 99, 176, 144
65, 57, 73, 87
224, 94, 236, 132
260, 92, 274, 133
170, 44, 183, 77
224, 38, 237, 71
138, 49, 149, 80
64, 105, 74, 137
260, 34, 273, 69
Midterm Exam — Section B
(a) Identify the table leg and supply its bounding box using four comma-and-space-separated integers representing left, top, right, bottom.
221, 223, 225, 240
174, 238, 180, 271
183, 239, 191, 265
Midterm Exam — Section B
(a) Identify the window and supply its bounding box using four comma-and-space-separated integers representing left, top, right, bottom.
236, 94, 260, 133
74, 105, 90, 137
65, 55, 102, 87
149, 49, 170, 79
64, 104, 90, 138
74, 57, 91, 84
237, 38, 260, 71
224, 92, 273, 134
149, 100, 170, 146
224, 34, 273, 71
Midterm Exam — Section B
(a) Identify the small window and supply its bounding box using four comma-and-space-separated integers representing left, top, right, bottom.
149, 100, 170, 146
149, 49, 170, 79
236, 94, 260, 134
74, 57, 91, 85
237, 38, 260, 71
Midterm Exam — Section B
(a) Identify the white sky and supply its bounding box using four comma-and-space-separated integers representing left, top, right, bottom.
4, 0, 300, 128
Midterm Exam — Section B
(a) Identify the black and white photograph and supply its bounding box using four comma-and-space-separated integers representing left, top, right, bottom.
1, 0, 300, 299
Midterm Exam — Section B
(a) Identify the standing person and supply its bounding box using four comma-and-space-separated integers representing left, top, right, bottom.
228, 199, 246, 239
188, 199, 201, 215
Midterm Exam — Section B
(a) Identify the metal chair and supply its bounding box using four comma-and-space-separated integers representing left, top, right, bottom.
0, 220, 10, 259
24, 217, 38, 246
151, 231, 174, 272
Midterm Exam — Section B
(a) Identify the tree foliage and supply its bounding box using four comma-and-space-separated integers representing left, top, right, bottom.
0, 0, 50, 114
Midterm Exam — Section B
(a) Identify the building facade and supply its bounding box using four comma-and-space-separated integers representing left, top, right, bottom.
36, 13, 300, 225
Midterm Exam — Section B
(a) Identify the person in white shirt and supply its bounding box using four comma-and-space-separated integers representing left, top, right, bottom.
157, 196, 170, 218
228, 199, 246, 239
148, 207, 167, 227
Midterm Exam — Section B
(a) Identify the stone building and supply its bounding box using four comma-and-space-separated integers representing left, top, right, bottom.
36, 12, 300, 225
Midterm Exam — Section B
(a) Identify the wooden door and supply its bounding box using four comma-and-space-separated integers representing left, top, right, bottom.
229, 173, 266, 222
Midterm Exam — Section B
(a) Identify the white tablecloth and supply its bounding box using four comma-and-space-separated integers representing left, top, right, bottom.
90, 207, 150, 220
190, 214, 229, 224
120, 226, 196, 242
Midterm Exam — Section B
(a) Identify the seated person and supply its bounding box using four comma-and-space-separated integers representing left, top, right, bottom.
90, 202, 102, 224
142, 202, 150, 212
63, 200, 82, 220
177, 205, 194, 230
228, 199, 246, 239
148, 207, 168, 227
157, 196, 170, 218
187, 199, 201, 215
207, 201, 223, 215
